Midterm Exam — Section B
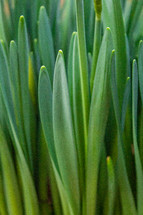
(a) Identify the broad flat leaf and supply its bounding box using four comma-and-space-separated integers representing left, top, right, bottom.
38, 65, 59, 171
53, 51, 80, 215
38, 6, 55, 84
86, 27, 112, 215
38, 67, 75, 215
57, 0, 75, 56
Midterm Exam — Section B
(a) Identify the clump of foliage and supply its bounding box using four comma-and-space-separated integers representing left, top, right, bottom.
0, 0, 143, 214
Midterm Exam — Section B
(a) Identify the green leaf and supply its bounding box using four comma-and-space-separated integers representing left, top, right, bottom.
38, 65, 59, 170
0, 39, 40, 215
90, 17, 102, 92
110, 51, 137, 215
127, 0, 143, 38
18, 15, 33, 170
0, 129, 23, 215
57, 0, 75, 56
0, 1, 7, 45
53, 51, 80, 215
103, 0, 127, 109
9, 40, 26, 155
86, 27, 112, 215
107, 157, 115, 215
75, 0, 89, 153
138, 40, 143, 104
39, 65, 76, 215
68, 32, 76, 106
0, 163, 8, 215
0, 40, 17, 133
132, 59, 143, 215
72, 32, 85, 206
38, 6, 55, 84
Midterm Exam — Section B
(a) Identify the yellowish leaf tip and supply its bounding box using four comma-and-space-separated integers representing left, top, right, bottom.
112, 49, 115, 53
107, 156, 110, 162
10, 40, 15, 45
106, 27, 110, 31
34, 38, 38, 43
41, 65, 46, 70
20, 15, 24, 21
40, 6, 45, 12
72, 32, 77, 37
133, 59, 136, 64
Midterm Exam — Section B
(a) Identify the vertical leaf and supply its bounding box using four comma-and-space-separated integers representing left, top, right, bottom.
107, 157, 115, 215
53, 51, 80, 215
38, 6, 55, 84
110, 51, 137, 215
0, 129, 23, 215
86, 27, 112, 215
18, 16, 33, 171
132, 59, 143, 215
103, 0, 127, 109
75, 0, 89, 154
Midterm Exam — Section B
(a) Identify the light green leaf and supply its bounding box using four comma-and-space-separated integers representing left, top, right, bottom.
68, 32, 76, 105
86, 27, 112, 215
53, 50, 80, 215
103, 0, 127, 109
110, 51, 137, 215
18, 15, 33, 171
38, 6, 55, 84
38, 65, 59, 170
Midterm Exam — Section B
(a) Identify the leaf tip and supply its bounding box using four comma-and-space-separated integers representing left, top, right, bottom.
106, 27, 111, 31
40, 5, 46, 14
41, 65, 46, 71
20, 15, 25, 23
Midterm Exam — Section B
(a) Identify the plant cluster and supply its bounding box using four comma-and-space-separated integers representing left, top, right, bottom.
0, 0, 143, 214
